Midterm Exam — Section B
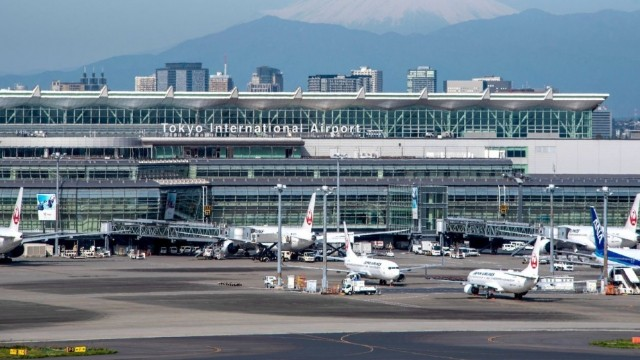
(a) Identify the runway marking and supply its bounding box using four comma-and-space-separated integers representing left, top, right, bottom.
207, 346, 222, 353
299, 333, 470, 359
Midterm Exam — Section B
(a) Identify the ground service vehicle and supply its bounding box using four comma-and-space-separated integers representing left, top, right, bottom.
341, 278, 377, 295
302, 251, 316, 262
554, 262, 574, 271
264, 276, 277, 288
421, 241, 438, 255
411, 243, 423, 254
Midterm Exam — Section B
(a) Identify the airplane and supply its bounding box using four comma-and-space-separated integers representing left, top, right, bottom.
192, 192, 318, 259
555, 193, 640, 251
339, 222, 428, 285
0, 188, 24, 262
590, 206, 640, 268
464, 235, 543, 300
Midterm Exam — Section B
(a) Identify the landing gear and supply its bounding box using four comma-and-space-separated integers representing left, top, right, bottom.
379, 279, 387, 286
485, 290, 494, 299
514, 291, 527, 300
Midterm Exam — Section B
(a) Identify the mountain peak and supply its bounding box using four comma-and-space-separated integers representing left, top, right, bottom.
267, 0, 517, 34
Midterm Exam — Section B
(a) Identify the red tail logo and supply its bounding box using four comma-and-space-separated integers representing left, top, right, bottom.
12, 206, 20, 225
630, 210, 637, 226
305, 210, 313, 225
530, 254, 538, 269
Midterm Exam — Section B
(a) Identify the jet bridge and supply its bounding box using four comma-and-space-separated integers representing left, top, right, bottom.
107, 219, 224, 241
442, 217, 540, 244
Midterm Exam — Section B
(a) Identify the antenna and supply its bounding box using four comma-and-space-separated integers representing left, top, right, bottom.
224, 54, 228, 76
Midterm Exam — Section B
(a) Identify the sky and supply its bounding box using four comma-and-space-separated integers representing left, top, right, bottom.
2, 0, 639, 76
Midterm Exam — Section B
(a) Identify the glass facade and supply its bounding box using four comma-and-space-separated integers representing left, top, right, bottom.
0, 105, 594, 139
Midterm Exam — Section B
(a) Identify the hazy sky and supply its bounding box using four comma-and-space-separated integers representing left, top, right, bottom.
2, 0, 639, 75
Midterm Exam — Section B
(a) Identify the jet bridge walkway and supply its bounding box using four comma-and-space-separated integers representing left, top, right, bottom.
443, 217, 540, 242
107, 219, 224, 241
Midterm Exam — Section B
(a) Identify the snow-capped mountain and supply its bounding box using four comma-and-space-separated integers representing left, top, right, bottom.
267, 0, 517, 34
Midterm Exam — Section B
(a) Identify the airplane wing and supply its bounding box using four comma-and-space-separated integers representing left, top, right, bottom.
400, 264, 441, 272
468, 281, 505, 292
284, 264, 372, 278
318, 229, 409, 244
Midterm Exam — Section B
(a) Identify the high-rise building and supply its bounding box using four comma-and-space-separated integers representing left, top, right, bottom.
209, 72, 234, 92
445, 76, 512, 93
307, 74, 371, 92
472, 76, 512, 92
156, 63, 209, 92
592, 107, 612, 139
247, 66, 284, 92
135, 75, 156, 92
407, 66, 437, 93
52, 69, 107, 91
350, 66, 382, 93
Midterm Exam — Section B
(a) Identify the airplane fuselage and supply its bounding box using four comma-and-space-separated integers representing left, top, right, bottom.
345, 256, 401, 282
598, 248, 640, 268
0, 236, 22, 255
249, 226, 315, 252
467, 269, 537, 294
565, 225, 637, 249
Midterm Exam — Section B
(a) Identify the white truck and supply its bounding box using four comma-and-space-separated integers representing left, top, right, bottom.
421, 241, 439, 255
411, 243, 423, 254
353, 241, 372, 255
341, 278, 377, 295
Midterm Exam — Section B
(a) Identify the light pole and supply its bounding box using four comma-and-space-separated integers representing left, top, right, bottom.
545, 184, 556, 276
54, 152, 65, 256
274, 183, 286, 287
319, 185, 333, 293
335, 153, 347, 232
598, 186, 612, 292
503, 173, 527, 223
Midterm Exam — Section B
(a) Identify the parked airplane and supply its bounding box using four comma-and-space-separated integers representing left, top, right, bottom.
204, 192, 318, 259
464, 235, 543, 299
339, 222, 427, 285
556, 193, 640, 251
590, 206, 640, 268
0, 188, 24, 262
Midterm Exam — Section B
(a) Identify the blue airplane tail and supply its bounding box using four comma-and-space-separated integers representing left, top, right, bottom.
590, 206, 606, 257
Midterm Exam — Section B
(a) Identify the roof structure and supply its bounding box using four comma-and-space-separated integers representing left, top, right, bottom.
0, 87, 608, 112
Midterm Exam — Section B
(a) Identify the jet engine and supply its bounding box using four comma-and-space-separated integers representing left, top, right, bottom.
220, 240, 239, 257
463, 284, 479, 295
395, 273, 406, 283
8, 245, 25, 258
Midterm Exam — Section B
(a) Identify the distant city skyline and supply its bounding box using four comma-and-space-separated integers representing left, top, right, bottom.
2, 0, 639, 76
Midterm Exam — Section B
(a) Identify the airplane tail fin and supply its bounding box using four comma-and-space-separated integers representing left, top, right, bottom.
590, 206, 606, 257
622, 193, 640, 233
520, 236, 543, 278
9, 187, 23, 232
301, 192, 316, 234
343, 222, 357, 260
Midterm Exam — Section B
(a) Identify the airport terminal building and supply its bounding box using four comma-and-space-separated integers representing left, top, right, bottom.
0, 87, 637, 247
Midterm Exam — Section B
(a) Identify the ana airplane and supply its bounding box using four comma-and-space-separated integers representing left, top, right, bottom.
0, 188, 24, 262
464, 235, 543, 299
556, 193, 640, 251
590, 206, 640, 268
340, 222, 426, 285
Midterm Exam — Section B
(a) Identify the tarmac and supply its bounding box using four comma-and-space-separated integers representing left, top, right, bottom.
1, 251, 639, 359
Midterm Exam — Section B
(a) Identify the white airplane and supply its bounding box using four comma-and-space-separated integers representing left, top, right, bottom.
590, 206, 640, 268
464, 235, 543, 299
208, 193, 318, 258
556, 193, 640, 251
0, 188, 24, 262
339, 222, 427, 285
